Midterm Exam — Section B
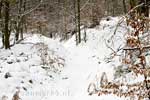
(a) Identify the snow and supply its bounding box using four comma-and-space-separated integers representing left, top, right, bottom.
0, 17, 139, 100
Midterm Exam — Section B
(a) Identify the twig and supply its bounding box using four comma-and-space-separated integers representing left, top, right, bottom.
20, 0, 43, 17
123, 45, 150, 51
105, 39, 115, 53
80, 0, 90, 11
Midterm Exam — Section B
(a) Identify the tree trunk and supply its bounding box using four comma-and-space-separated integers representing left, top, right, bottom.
123, 0, 127, 14
73, 0, 78, 45
145, 0, 149, 17
138, 0, 149, 17
4, 0, 10, 49
15, 0, 24, 41
129, 0, 137, 18
129, 0, 136, 9
20, 17, 24, 40
16, 0, 23, 41
20, 0, 26, 40
77, 0, 81, 43
23, 0, 27, 33
0, 0, 2, 18
64, 0, 67, 40
112, 0, 115, 16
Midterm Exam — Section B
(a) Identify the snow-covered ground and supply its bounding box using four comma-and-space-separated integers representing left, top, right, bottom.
0, 17, 133, 100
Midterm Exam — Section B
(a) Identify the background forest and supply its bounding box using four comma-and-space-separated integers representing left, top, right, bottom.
0, 0, 132, 49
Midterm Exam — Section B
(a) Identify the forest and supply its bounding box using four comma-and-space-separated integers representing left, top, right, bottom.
0, 0, 150, 100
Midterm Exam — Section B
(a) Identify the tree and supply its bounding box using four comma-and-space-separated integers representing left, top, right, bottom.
140, 0, 149, 17
21, 0, 27, 38
145, 0, 149, 17
15, 0, 23, 41
0, 0, 135, 47
3, 0, 10, 49
0, 0, 3, 32
0, 0, 2, 18
73, 0, 78, 45
77, 0, 81, 44
123, 0, 127, 13
129, 0, 137, 9
129, 0, 149, 17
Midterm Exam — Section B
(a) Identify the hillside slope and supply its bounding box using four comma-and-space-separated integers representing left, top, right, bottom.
0, 17, 129, 100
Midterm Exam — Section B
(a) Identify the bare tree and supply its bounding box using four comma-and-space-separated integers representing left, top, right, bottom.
0, 0, 2, 19
77, 0, 81, 44
3, 0, 10, 49
123, 0, 127, 14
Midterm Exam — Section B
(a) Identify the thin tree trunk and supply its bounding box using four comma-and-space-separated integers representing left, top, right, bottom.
64, 0, 67, 40
129, 0, 136, 9
23, 0, 27, 33
73, 0, 78, 45
20, 0, 24, 40
137, 0, 149, 17
112, 0, 115, 16
16, 0, 24, 41
123, 0, 127, 14
84, 26, 86, 42
145, 0, 149, 17
4, 0, 10, 49
77, 0, 81, 43
0, 0, 2, 18
15, 0, 20, 41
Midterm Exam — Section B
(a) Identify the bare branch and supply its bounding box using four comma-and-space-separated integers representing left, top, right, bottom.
123, 45, 150, 51
20, 0, 43, 17
113, 3, 145, 35
80, 0, 90, 11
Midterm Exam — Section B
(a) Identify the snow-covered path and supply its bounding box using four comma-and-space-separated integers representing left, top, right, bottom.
41, 43, 121, 100
43, 17, 126, 98
60, 46, 100, 96
45, 17, 127, 99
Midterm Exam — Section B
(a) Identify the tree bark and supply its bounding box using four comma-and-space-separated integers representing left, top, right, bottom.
138, 0, 149, 17
77, 0, 81, 43
112, 0, 115, 16
16, 0, 23, 41
4, 0, 10, 49
145, 0, 149, 17
73, 0, 78, 45
63, 0, 67, 40
20, 0, 24, 40
123, 0, 127, 14
22, 0, 27, 34
129, 0, 136, 9
0, 0, 2, 18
